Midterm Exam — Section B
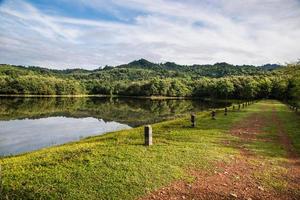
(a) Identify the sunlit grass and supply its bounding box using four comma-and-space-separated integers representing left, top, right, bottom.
245, 101, 299, 192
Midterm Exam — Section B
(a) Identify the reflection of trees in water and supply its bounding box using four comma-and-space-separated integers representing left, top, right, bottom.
0, 97, 231, 127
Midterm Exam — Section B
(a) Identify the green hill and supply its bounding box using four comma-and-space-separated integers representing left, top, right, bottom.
0, 60, 298, 102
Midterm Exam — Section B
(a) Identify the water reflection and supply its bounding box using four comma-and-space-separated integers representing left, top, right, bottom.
0, 117, 130, 156
0, 97, 230, 126
0, 97, 231, 156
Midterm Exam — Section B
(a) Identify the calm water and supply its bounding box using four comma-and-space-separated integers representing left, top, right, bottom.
0, 97, 231, 156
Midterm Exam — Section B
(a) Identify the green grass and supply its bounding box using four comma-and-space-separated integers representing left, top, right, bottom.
243, 101, 299, 192
0, 100, 299, 200
275, 103, 300, 154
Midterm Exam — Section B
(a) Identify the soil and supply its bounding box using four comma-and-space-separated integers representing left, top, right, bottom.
140, 106, 300, 200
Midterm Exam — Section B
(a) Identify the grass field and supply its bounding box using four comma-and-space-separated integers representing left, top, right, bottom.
0, 100, 299, 200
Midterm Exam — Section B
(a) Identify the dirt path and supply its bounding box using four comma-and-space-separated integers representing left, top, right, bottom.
271, 108, 300, 198
140, 105, 300, 200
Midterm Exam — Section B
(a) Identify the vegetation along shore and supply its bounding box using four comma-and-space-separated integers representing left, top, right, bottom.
0, 60, 299, 104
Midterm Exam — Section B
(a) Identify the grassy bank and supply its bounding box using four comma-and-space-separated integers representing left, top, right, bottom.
0, 100, 299, 200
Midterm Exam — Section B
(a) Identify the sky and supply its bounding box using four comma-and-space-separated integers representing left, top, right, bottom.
0, 0, 300, 69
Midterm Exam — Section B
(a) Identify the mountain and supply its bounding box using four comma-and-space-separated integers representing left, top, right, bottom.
260, 64, 281, 71
0, 59, 282, 80
108, 59, 281, 78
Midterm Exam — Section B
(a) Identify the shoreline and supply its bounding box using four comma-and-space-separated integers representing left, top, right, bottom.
0, 94, 248, 102
0, 94, 203, 100
0, 100, 242, 159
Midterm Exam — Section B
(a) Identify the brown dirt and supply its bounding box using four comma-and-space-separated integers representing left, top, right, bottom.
140, 106, 300, 200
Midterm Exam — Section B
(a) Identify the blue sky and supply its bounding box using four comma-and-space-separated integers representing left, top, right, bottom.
0, 0, 300, 69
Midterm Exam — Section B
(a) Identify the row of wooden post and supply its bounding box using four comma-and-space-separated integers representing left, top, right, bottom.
211, 101, 255, 120
144, 100, 256, 146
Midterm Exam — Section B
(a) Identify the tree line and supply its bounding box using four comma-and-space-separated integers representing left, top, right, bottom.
82, 75, 293, 100
0, 62, 299, 102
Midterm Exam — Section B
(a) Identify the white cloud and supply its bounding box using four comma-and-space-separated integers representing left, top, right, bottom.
0, 0, 300, 69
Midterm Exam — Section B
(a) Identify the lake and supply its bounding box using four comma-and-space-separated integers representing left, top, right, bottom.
0, 97, 231, 156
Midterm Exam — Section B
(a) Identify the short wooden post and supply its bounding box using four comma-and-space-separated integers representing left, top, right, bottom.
238, 104, 241, 110
144, 125, 152, 146
211, 110, 216, 120
232, 105, 235, 110
242, 103, 245, 108
224, 107, 228, 116
191, 114, 196, 127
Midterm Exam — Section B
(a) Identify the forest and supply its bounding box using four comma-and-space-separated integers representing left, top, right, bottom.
0, 59, 299, 103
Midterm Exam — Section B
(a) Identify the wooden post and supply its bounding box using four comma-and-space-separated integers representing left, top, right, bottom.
296, 107, 298, 112
232, 105, 235, 110
224, 107, 228, 116
191, 114, 196, 127
144, 125, 152, 146
238, 104, 241, 110
242, 103, 245, 108
211, 110, 216, 120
